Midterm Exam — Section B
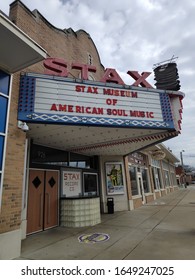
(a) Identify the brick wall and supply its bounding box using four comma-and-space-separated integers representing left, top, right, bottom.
0, 73, 25, 233
9, 0, 105, 79
0, 0, 105, 234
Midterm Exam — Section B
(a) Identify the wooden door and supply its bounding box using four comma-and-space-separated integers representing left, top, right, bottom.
27, 170, 59, 235
44, 170, 58, 230
27, 170, 44, 234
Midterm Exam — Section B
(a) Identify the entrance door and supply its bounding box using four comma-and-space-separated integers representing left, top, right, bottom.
137, 173, 146, 204
44, 171, 59, 230
27, 169, 59, 235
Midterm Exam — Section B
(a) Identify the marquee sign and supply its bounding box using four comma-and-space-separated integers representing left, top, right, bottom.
18, 73, 174, 129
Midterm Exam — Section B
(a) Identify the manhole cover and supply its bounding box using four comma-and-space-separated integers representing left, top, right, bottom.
78, 233, 110, 244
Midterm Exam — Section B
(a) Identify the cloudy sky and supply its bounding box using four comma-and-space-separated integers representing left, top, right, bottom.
1, 0, 195, 167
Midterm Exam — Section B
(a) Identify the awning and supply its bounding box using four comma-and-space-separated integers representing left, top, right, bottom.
0, 12, 47, 73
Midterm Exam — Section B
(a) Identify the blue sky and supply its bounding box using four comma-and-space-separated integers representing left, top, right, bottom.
1, 0, 195, 167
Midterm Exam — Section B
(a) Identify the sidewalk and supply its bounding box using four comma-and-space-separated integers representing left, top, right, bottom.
18, 185, 195, 260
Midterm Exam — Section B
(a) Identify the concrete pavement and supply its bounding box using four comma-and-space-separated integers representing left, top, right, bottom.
18, 185, 195, 260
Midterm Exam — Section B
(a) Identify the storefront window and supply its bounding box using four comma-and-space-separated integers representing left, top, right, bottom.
0, 70, 10, 207
151, 159, 160, 167
171, 172, 177, 185
164, 170, 171, 187
152, 167, 162, 190
69, 152, 92, 168
0, 96, 8, 132
0, 136, 4, 170
162, 161, 172, 187
170, 165, 177, 186
141, 168, 150, 193
30, 144, 95, 169
158, 169, 163, 188
129, 166, 138, 195
30, 144, 69, 166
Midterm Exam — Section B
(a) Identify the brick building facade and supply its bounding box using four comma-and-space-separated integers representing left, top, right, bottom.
1, 0, 104, 234
0, 0, 183, 259
0, 2, 47, 258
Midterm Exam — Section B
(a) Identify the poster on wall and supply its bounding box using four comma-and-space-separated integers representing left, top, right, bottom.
105, 162, 124, 195
61, 170, 82, 197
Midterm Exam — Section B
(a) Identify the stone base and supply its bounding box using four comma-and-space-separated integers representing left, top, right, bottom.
60, 197, 101, 227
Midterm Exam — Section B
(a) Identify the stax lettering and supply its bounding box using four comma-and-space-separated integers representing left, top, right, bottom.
75, 85, 98, 93
43, 58, 153, 88
64, 173, 80, 180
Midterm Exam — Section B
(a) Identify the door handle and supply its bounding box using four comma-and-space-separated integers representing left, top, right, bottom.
39, 194, 43, 227
46, 193, 50, 225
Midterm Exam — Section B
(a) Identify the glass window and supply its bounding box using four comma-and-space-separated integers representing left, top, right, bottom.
0, 70, 10, 95
0, 136, 4, 170
171, 172, 176, 185
162, 161, 169, 169
0, 96, 8, 133
83, 173, 98, 196
30, 144, 68, 166
0, 173, 1, 199
151, 158, 160, 167
142, 168, 150, 193
0, 71, 10, 207
129, 166, 138, 196
88, 53, 93, 65
157, 168, 163, 188
69, 152, 92, 169
30, 144, 95, 169
164, 170, 171, 187
152, 167, 162, 190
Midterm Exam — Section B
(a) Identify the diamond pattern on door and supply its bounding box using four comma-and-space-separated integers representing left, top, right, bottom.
48, 176, 56, 188
27, 170, 44, 235
32, 176, 41, 188
44, 171, 59, 230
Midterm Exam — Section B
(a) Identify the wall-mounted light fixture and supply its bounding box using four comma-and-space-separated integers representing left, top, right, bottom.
18, 120, 29, 132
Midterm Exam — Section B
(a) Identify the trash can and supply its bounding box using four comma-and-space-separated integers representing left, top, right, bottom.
107, 197, 114, 214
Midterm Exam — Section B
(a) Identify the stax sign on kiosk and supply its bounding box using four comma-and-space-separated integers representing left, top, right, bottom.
18, 58, 174, 130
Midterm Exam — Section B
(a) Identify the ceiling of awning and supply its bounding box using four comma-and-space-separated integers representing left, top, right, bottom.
27, 123, 178, 156
0, 12, 47, 73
